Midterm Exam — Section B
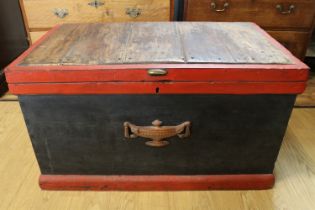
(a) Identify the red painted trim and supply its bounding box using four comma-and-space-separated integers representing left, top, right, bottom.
6, 62, 309, 71
5, 68, 309, 83
9, 81, 306, 95
39, 174, 275, 191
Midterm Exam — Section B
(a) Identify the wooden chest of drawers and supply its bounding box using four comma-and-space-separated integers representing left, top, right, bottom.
183, 0, 315, 59
20, 0, 171, 44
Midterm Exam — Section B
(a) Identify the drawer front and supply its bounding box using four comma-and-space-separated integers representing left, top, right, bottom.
267, 30, 310, 59
185, 0, 315, 30
20, 94, 295, 175
23, 0, 170, 29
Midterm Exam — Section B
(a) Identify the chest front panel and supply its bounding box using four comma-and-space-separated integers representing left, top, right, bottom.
20, 94, 295, 175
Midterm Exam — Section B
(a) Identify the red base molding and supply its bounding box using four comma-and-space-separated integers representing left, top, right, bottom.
39, 174, 275, 191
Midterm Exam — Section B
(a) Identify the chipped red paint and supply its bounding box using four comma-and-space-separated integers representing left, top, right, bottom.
9, 81, 306, 95
5, 68, 309, 84
39, 174, 275, 191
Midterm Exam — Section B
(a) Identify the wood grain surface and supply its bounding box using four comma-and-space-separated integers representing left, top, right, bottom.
0, 102, 314, 209
184, 0, 315, 30
20, 22, 292, 66
178, 22, 292, 64
267, 30, 310, 60
22, 0, 170, 29
30, 31, 47, 44
296, 72, 315, 106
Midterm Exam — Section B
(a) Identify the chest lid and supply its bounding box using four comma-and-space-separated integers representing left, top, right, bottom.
19, 22, 293, 65
6, 22, 308, 95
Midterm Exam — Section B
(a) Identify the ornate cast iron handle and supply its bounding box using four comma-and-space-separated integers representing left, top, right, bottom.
126, 8, 141, 18
53, 8, 69, 18
211, 1, 229, 12
124, 119, 191, 147
88, 0, 104, 8
276, 4, 295, 14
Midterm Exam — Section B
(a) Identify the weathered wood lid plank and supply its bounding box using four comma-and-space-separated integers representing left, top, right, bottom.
20, 22, 291, 66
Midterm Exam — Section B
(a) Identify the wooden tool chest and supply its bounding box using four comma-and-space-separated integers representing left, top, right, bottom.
5, 22, 309, 190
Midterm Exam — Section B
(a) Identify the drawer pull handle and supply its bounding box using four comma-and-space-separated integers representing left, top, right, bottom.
124, 120, 191, 147
53, 8, 69, 18
88, 0, 104, 8
211, 1, 229, 12
126, 8, 141, 18
147, 69, 167, 76
276, 4, 295, 15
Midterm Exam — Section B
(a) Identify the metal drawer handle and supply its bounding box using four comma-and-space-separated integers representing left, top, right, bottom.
126, 8, 141, 18
53, 8, 69, 18
276, 4, 295, 14
211, 1, 229, 12
88, 0, 104, 8
147, 69, 167, 76
124, 120, 191, 147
